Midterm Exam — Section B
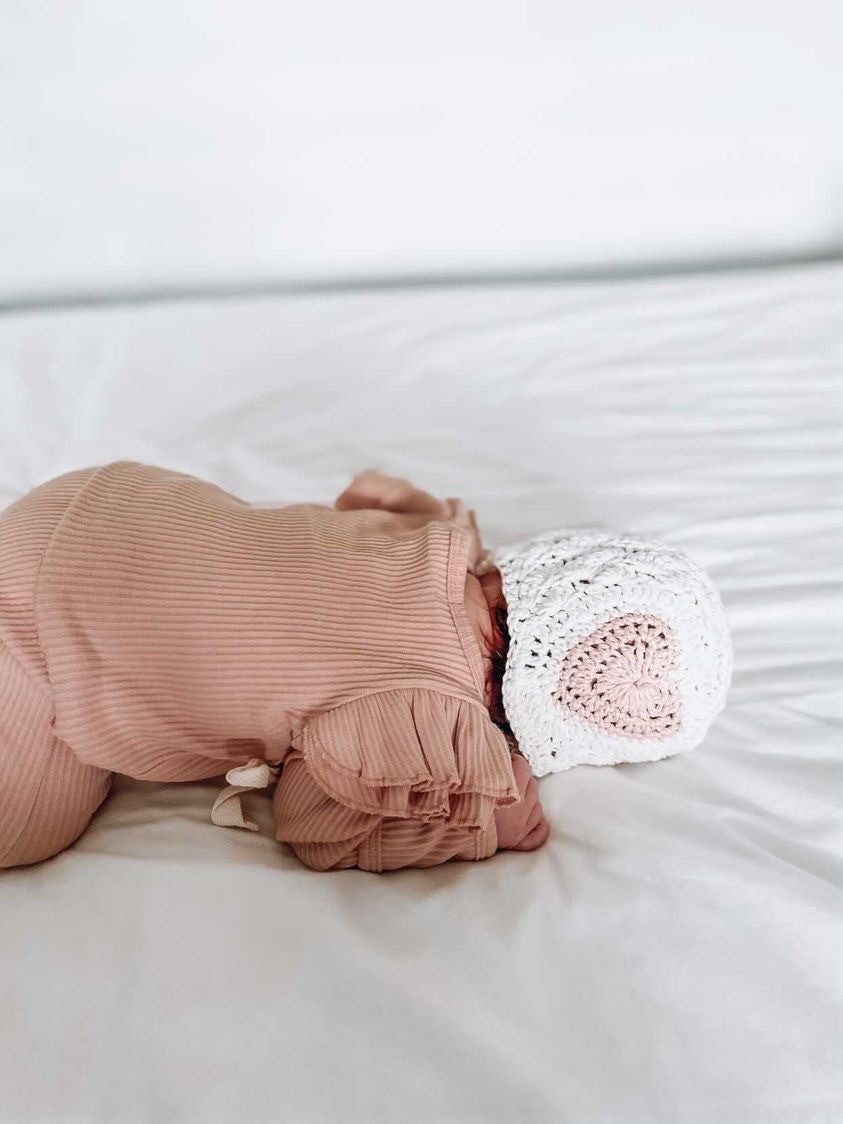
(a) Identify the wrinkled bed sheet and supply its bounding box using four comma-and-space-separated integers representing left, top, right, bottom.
0, 263, 841, 1123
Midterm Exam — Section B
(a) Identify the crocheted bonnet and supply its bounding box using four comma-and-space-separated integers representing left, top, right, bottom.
490, 529, 732, 776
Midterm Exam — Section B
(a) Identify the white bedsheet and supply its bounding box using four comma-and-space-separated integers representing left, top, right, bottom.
0, 263, 841, 1124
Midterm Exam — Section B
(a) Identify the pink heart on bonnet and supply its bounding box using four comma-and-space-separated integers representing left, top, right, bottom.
555, 613, 683, 738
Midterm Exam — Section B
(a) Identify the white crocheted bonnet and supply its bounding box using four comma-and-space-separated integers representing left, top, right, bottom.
490, 529, 732, 776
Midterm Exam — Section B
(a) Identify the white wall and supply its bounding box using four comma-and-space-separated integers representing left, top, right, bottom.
1, 0, 841, 299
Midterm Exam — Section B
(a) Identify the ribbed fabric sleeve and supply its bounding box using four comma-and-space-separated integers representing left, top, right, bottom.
274, 687, 518, 871
274, 747, 501, 872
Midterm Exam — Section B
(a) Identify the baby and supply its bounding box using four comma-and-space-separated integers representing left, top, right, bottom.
0, 462, 547, 872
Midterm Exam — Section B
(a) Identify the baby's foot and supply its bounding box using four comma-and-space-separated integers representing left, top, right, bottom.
494, 752, 550, 852
335, 469, 447, 516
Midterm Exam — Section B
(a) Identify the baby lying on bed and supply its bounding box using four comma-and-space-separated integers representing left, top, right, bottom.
0, 461, 730, 873
0, 462, 547, 871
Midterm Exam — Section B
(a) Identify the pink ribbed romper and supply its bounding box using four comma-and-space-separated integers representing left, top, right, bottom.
0, 462, 519, 871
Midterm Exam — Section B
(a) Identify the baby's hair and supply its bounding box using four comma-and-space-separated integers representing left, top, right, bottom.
488, 603, 516, 747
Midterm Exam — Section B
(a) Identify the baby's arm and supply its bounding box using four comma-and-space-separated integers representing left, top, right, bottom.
275, 747, 548, 872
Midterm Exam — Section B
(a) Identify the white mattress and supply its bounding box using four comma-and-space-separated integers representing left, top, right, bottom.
0, 263, 841, 1124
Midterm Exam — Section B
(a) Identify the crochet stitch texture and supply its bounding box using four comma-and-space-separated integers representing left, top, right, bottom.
491, 529, 732, 776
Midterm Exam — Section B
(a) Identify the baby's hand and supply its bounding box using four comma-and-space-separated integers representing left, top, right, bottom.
494, 752, 550, 852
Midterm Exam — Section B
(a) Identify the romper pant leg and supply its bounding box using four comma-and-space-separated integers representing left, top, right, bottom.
0, 643, 112, 869
273, 750, 497, 873
0, 466, 111, 868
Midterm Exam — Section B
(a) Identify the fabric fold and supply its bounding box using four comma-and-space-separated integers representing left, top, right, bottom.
296, 688, 519, 829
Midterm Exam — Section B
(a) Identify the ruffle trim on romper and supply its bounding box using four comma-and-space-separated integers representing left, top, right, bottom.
297, 687, 520, 830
